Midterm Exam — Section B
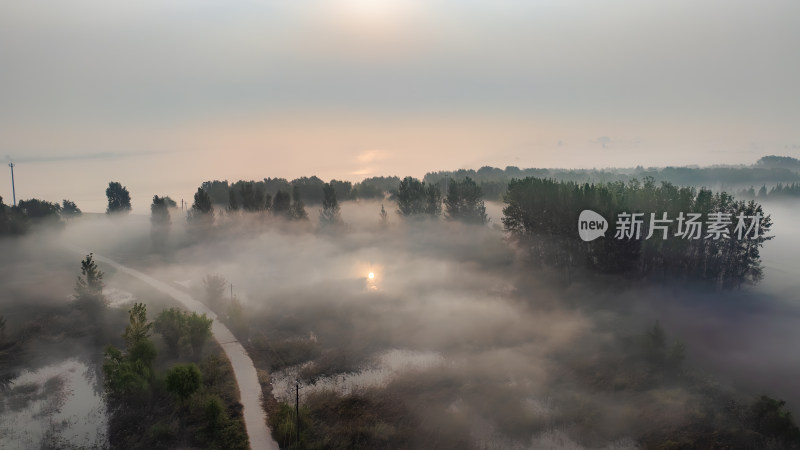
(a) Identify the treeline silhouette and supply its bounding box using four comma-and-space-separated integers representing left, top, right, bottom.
503, 177, 772, 289
1, 171, 775, 290
0, 196, 81, 235
425, 155, 800, 201
202, 176, 400, 206
737, 182, 800, 201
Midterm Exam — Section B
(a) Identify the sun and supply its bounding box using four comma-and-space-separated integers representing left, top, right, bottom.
368, 272, 375, 279
341, 0, 408, 22
333, 0, 421, 32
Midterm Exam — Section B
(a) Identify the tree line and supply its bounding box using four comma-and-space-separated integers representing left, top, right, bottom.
0, 196, 82, 235
202, 176, 400, 206
737, 182, 800, 201
502, 177, 772, 289
425, 155, 800, 201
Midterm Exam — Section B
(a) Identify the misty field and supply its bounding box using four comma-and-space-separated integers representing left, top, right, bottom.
3, 185, 800, 449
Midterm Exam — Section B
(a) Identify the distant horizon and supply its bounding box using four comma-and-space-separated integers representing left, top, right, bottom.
4, 153, 797, 215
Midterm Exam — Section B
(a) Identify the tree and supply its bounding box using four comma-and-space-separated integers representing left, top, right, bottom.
61, 199, 82, 217
106, 181, 132, 214
444, 177, 487, 224
228, 189, 240, 212
396, 176, 426, 216
748, 395, 800, 443
151, 196, 171, 249
424, 183, 442, 216
202, 275, 227, 311
188, 187, 214, 226
272, 190, 291, 218
330, 179, 353, 201
396, 176, 441, 217
103, 302, 156, 401
103, 345, 152, 400
17, 199, 63, 228
74, 253, 107, 310
319, 183, 342, 226
123, 302, 153, 350
290, 176, 326, 204
235, 181, 268, 212
289, 186, 308, 220
154, 308, 213, 357
379, 203, 388, 227
165, 363, 202, 401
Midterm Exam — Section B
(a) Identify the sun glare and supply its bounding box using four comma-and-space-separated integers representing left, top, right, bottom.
332, 0, 422, 33
342, 0, 409, 21
368, 272, 375, 279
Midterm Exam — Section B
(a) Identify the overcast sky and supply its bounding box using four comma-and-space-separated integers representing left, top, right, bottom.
1, 0, 798, 212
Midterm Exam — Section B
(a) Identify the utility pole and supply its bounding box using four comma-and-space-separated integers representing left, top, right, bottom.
8, 161, 16, 206
295, 381, 300, 445
230, 283, 233, 303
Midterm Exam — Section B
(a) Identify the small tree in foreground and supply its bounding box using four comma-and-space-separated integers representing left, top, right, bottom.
74, 253, 107, 311
154, 307, 213, 357
166, 363, 202, 401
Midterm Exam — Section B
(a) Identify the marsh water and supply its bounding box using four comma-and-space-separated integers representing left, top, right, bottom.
0, 358, 107, 449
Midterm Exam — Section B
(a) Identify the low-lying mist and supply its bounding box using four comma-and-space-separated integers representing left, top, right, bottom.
3, 199, 800, 448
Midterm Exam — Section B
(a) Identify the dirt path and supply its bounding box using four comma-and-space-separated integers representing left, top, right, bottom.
68, 247, 279, 450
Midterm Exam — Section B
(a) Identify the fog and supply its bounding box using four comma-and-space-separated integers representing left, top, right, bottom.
2, 199, 800, 448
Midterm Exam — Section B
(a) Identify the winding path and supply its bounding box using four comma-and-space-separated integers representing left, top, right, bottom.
66, 246, 279, 450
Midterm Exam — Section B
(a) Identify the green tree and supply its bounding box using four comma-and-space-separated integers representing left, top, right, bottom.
103, 345, 152, 400
106, 181, 132, 214
165, 363, 202, 401
272, 190, 291, 218
61, 199, 82, 217
154, 308, 190, 357
228, 189, 240, 212
74, 253, 107, 310
444, 177, 487, 224
396, 176, 441, 217
151, 195, 171, 249
17, 199, 63, 226
188, 188, 214, 226
319, 183, 342, 226
424, 183, 442, 216
748, 395, 800, 443
154, 308, 213, 357
396, 176, 426, 216
124, 302, 153, 350
290, 186, 309, 220
103, 303, 157, 401
151, 196, 171, 226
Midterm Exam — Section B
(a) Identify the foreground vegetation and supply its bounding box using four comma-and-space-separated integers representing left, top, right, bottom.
69, 253, 249, 449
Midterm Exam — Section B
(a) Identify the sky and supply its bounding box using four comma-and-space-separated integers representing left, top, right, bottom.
1, 0, 799, 213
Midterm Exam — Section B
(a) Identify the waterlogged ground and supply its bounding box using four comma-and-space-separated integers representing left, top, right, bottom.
270, 348, 445, 401
0, 358, 107, 449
